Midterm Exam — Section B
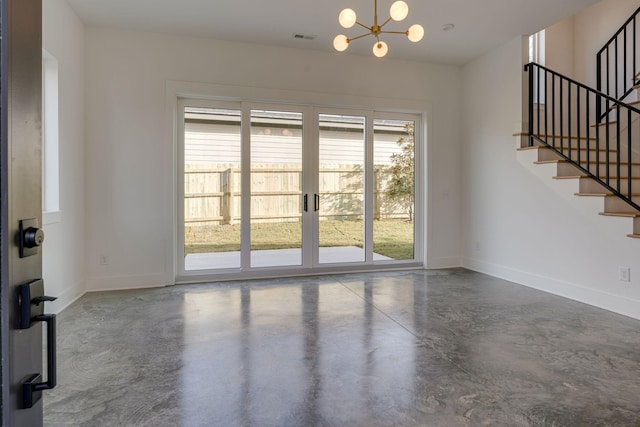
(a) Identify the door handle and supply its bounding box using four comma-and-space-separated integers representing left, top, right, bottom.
314, 194, 320, 212
18, 279, 58, 408
303, 194, 308, 212
27, 314, 57, 392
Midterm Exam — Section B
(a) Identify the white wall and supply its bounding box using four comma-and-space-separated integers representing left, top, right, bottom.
462, 30, 640, 319
42, 0, 86, 312
545, 18, 575, 76
83, 28, 463, 290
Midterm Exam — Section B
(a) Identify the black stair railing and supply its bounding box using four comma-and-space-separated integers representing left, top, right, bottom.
597, 6, 640, 110
525, 62, 640, 211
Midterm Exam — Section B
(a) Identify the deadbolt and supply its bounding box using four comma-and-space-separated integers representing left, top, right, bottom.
24, 227, 44, 248
19, 218, 43, 258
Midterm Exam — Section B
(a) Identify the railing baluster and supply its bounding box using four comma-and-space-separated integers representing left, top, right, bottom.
545, 70, 549, 141
629, 109, 633, 199
597, 51, 602, 93
596, 93, 601, 178
560, 79, 564, 152
528, 64, 533, 146
577, 86, 581, 167
624, 27, 627, 98
552, 75, 556, 149
606, 103, 610, 185
616, 108, 621, 192
586, 90, 591, 174
537, 66, 541, 138
607, 38, 620, 98
568, 82, 572, 159
607, 47, 610, 100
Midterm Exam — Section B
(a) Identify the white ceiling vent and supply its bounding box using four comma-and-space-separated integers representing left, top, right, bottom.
293, 34, 316, 41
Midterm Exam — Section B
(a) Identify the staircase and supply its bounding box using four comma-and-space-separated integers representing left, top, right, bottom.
521, 7, 640, 239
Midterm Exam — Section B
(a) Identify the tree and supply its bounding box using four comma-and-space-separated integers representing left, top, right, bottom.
386, 123, 414, 221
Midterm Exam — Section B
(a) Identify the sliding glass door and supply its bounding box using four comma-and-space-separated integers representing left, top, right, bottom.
250, 109, 305, 268
318, 113, 365, 264
182, 104, 242, 271
178, 99, 421, 278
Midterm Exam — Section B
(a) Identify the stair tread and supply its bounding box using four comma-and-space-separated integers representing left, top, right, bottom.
575, 192, 640, 197
553, 174, 640, 179
538, 134, 597, 141
627, 234, 640, 239
599, 212, 640, 218
613, 99, 640, 107
516, 133, 596, 141
519, 145, 618, 153
535, 159, 640, 165
575, 192, 609, 197
591, 120, 619, 127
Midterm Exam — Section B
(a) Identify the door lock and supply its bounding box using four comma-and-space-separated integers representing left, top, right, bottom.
19, 218, 44, 258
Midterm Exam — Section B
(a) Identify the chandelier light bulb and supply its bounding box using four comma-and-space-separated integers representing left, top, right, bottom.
333, 34, 350, 51
373, 41, 388, 57
338, 8, 357, 28
407, 24, 424, 42
389, 1, 409, 21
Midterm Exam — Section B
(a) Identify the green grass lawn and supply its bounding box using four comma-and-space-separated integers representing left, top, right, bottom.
185, 220, 414, 260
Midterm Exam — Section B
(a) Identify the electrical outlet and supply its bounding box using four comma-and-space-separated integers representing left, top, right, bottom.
99, 255, 109, 266
618, 267, 630, 282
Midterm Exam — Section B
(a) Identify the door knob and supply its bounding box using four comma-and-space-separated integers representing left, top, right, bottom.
23, 227, 44, 248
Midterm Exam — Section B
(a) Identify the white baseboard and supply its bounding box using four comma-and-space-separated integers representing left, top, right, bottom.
87, 273, 173, 292
463, 257, 640, 320
427, 256, 462, 269
50, 279, 86, 314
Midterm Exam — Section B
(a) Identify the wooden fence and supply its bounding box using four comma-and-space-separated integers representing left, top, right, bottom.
184, 164, 410, 226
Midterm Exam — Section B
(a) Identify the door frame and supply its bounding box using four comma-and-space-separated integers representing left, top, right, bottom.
169, 82, 429, 283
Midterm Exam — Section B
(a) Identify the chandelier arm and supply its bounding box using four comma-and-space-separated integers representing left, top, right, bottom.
355, 21, 370, 30
349, 32, 375, 42
379, 17, 393, 30
380, 30, 410, 35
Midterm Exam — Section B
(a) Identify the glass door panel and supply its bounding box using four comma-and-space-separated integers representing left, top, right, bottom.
373, 119, 415, 261
250, 110, 304, 267
183, 107, 242, 271
318, 114, 365, 264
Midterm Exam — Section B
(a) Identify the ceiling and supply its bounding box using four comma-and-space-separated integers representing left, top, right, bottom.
65, 0, 601, 65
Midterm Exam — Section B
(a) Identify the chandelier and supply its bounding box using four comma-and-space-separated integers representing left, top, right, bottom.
333, 0, 424, 58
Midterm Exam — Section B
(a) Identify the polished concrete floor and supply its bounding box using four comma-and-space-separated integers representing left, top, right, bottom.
44, 269, 640, 426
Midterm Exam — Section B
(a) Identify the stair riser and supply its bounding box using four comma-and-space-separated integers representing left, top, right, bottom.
535, 142, 634, 162
579, 177, 640, 193
530, 112, 631, 134
555, 162, 640, 177
538, 147, 625, 163
635, 217, 640, 235
604, 197, 640, 213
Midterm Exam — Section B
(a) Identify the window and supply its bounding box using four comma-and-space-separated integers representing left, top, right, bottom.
529, 30, 546, 104
529, 29, 545, 65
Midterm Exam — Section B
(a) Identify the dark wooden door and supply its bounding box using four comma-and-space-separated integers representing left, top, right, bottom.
1, 0, 47, 425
